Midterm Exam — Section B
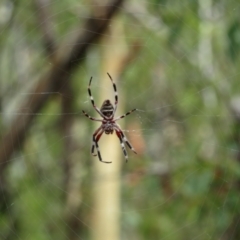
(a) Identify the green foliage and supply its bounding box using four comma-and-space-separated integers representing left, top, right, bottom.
227, 20, 240, 61
1, 0, 240, 239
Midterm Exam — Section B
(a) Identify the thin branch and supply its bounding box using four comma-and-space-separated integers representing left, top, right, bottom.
34, 0, 56, 55
125, 1, 165, 36
0, 0, 125, 174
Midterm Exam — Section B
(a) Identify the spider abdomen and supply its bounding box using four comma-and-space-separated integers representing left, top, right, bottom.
101, 99, 114, 117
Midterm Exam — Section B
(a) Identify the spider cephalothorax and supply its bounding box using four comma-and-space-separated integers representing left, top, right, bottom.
82, 73, 137, 163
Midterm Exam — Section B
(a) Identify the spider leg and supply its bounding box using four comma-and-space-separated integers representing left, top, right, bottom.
91, 127, 102, 156
91, 129, 104, 156
107, 73, 118, 116
88, 77, 106, 118
92, 129, 112, 164
114, 108, 137, 121
115, 125, 137, 154
82, 110, 103, 122
115, 129, 129, 162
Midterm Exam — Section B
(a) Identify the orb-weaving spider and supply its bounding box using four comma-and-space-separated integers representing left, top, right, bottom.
82, 73, 137, 163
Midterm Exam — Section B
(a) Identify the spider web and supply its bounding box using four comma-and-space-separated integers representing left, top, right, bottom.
1, 0, 240, 239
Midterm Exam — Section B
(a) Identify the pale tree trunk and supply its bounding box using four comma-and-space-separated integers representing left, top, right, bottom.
91, 19, 127, 240
198, 0, 219, 113
198, 0, 214, 79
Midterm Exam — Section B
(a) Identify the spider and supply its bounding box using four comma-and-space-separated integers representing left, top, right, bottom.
82, 73, 137, 163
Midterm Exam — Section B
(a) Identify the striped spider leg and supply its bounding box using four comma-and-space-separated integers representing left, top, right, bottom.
114, 125, 137, 162
82, 73, 137, 163
107, 72, 118, 116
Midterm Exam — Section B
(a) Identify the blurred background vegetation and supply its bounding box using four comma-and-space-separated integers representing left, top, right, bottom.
1, 0, 240, 239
